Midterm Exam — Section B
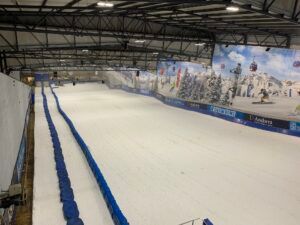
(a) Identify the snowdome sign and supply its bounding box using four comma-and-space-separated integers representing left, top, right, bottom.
155, 45, 300, 122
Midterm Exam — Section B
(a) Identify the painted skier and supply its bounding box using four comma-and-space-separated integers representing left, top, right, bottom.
227, 87, 234, 105
169, 81, 176, 92
230, 63, 242, 81
258, 88, 269, 103
229, 63, 242, 103
247, 83, 254, 97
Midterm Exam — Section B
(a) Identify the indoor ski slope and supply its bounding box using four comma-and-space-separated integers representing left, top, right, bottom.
35, 83, 300, 225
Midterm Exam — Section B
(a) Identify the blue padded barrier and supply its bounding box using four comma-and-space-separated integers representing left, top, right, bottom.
203, 218, 214, 225
67, 218, 84, 225
41, 83, 84, 225
49, 84, 129, 225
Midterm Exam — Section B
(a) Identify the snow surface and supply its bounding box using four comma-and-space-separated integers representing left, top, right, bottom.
33, 87, 113, 225
36, 83, 300, 225
33, 88, 65, 225
233, 96, 300, 121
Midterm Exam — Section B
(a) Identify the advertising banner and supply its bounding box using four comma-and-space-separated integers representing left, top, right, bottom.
290, 121, 300, 132
244, 114, 290, 129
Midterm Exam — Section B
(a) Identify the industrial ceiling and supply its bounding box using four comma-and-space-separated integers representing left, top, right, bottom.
0, 0, 299, 71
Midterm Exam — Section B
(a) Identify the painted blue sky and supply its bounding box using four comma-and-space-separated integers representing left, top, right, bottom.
213, 44, 300, 81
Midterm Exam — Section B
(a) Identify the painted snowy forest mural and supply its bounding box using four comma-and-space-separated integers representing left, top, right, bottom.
156, 60, 239, 106
107, 44, 300, 121
155, 44, 300, 121
117, 68, 156, 91
152, 45, 300, 120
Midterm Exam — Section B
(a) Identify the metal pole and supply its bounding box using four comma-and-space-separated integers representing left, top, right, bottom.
3, 50, 8, 74
0, 52, 3, 73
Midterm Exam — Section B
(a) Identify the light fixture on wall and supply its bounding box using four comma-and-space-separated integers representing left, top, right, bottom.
97, 1, 114, 7
226, 6, 239, 12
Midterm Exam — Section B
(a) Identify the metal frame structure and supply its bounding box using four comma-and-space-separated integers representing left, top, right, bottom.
0, 0, 299, 71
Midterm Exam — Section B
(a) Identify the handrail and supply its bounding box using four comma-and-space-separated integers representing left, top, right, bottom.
178, 217, 202, 225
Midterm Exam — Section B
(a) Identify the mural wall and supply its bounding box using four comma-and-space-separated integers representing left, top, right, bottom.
104, 55, 300, 136
156, 61, 210, 100
113, 68, 157, 94
150, 46, 300, 122
106, 46, 300, 122
213, 44, 300, 121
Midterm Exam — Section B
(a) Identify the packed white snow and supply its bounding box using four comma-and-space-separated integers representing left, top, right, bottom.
37, 83, 300, 225
33, 87, 114, 225
33, 88, 65, 225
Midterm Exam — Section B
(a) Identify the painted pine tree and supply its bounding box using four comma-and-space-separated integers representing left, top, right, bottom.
177, 69, 190, 99
186, 74, 196, 99
220, 90, 230, 105
206, 75, 222, 103
191, 77, 204, 101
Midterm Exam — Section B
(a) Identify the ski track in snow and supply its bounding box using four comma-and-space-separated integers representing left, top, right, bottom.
36, 83, 300, 225
33, 88, 65, 225
33, 87, 114, 225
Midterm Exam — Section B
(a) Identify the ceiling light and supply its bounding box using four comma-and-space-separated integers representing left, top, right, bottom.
152, 52, 159, 55
195, 43, 205, 46
82, 49, 89, 52
97, 1, 114, 7
135, 40, 146, 43
226, 6, 239, 12
60, 59, 65, 62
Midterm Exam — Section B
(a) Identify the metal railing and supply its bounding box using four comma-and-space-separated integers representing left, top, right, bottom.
178, 218, 202, 225
179, 218, 213, 225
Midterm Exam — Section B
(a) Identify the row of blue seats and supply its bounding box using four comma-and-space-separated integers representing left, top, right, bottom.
42, 84, 84, 225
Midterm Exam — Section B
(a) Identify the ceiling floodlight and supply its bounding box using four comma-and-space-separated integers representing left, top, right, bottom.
134, 40, 146, 43
152, 52, 159, 55
226, 6, 239, 12
195, 43, 205, 46
97, 1, 114, 7
82, 49, 89, 52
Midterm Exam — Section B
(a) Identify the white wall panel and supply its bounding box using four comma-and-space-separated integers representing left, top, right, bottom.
0, 73, 31, 190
